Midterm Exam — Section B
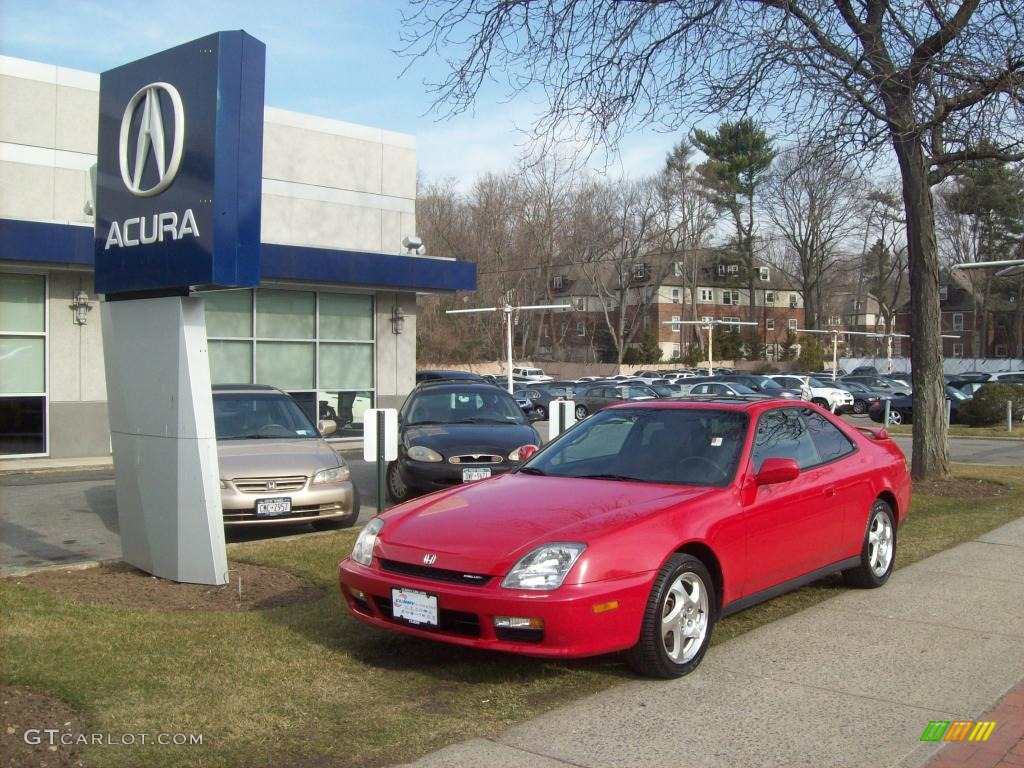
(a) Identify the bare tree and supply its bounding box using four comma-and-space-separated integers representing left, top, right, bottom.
401, 0, 1024, 479
764, 142, 865, 329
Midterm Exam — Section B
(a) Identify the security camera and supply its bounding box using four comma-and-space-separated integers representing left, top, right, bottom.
402, 235, 424, 253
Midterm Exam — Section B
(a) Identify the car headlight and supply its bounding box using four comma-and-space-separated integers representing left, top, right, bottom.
313, 465, 350, 484
407, 445, 443, 462
502, 543, 586, 590
351, 518, 384, 566
508, 444, 539, 461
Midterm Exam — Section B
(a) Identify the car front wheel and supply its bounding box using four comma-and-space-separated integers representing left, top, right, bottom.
853, 399, 867, 415
386, 461, 414, 503
627, 553, 715, 679
574, 405, 589, 420
843, 499, 896, 588
887, 409, 905, 425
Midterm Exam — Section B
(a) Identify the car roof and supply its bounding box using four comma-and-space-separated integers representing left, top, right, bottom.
412, 380, 510, 393
212, 384, 286, 394
606, 396, 785, 413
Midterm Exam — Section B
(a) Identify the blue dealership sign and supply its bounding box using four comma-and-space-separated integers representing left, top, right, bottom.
94, 31, 265, 296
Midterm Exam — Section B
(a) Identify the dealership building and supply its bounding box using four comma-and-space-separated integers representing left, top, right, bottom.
0, 53, 474, 460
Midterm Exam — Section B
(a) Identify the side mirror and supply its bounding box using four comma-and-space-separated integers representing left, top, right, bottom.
755, 457, 800, 486
318, 419, 337, 437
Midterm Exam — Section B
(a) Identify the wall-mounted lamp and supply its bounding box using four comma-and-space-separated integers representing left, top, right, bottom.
390, 306, 406, 335
71, 290, 93, 325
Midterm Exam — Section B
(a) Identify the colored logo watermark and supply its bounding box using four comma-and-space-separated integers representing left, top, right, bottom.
921, 721, 997, 742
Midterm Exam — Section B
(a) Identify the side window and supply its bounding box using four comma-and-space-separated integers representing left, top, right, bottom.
752, 408, 822, 471
804, 410, 855, 463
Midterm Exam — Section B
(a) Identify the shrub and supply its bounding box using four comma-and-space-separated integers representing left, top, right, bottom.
958, 383, 1024, 426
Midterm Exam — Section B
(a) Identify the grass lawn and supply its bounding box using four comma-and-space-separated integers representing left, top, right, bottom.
880, 422, 1023, 438
2, 464, 1021, 768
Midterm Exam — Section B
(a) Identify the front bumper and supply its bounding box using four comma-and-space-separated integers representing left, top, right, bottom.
400, 459, 516, 492
220, 479, 356, 526
338, 557, 653, 658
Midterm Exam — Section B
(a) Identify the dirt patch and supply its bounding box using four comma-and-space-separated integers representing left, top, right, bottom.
912, 476, 1008, 498
3, 562, 324, 612
0, 685, 85, 768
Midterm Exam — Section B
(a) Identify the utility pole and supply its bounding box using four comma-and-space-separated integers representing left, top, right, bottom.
447, 303, 570, 392
664, 318, 757, 372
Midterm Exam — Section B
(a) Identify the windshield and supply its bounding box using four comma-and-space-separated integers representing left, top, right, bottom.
730, 383, 756, 394
758, 378, 784, 392
405, 389, 527, 425
213, 393, 319, 440
523, 407, 748, 487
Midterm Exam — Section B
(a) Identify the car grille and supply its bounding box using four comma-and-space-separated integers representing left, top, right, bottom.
373, 596, 481, 637
233, 475, 307, 493
379, 558, 492, 587
448, 455, 504, 464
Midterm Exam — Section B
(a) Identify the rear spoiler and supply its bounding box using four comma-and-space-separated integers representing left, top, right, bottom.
854, 426, 890, 440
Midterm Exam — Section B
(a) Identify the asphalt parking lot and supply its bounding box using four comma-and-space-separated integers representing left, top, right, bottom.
1, 417, 1022, 576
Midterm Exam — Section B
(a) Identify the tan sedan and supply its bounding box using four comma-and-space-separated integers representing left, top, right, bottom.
213, 385, 359, 528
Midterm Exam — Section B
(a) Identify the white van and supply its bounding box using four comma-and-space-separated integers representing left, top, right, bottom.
512, 366, 553, 382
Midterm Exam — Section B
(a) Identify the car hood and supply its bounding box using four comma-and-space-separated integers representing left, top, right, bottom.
402, 423, 539, 455
217, 438, 340, 479
375, 473, 715, 577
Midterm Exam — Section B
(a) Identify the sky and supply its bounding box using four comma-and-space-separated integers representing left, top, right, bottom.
0, 0, 680, 188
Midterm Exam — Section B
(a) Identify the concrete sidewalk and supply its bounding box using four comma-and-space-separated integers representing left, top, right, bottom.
397, 518, 1024, 768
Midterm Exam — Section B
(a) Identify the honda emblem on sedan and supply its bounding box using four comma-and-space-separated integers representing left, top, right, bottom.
266, 480, 277, 490
423, 554, 437, 566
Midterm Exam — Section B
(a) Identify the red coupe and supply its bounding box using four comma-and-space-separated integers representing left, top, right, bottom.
338, 399, 910, 678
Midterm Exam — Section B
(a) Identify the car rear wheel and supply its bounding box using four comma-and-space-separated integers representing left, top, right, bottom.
627, 553, 715, 679
535, 405, 548, 420
853, 399, 867, 415
811, 397, 829, 409
386, 461, 414, 503
843, 499, 896, 588
574, 405, 589, 420
887, 409, 905, 425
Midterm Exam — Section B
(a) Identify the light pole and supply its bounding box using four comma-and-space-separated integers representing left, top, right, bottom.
447, 303, 570, 392
663, 319, 757, 372
797, 328, 957, 378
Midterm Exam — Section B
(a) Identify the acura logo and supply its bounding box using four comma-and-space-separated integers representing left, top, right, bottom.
118, 82, 185, 197
422, 554, 437, 566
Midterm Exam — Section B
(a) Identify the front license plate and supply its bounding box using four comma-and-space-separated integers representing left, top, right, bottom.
256, 497, 292, 517
462, 467, 491, 483
391, 588, 439, 626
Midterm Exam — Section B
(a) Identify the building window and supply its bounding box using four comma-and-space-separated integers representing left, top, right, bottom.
671, 315, 681, 325
728, 264, 739, 274
724, 316, 741, 329
671, 288, 681, 303
952, 313, 964, 331
995, 344, 1008, 357
577, 321, 586, 337
766, 318, 775, 331
574, 297, 585, 311
205, 288, 375, 438
789, 295, 798, 308
952, 343, 963, 358
700, 288, 713, 303
633, 264, 647, 280
0, 273, 47, 456
552, 275, 564, 289
939, 285, 948, 301
672, 261, 683, 277
758, 267, 770, 281
788, 318, 798, 331
672, 342, 681, 358
765, 291, 775, 304
702, 316, 713, 324
828, 315, 841, 326
722, 290, 740, 305
718, 264, 726, 276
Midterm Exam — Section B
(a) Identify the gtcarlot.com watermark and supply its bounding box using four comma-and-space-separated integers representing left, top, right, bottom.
24, 729, 203, 747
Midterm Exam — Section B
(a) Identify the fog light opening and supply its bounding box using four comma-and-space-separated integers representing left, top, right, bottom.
493, 616, 544, 630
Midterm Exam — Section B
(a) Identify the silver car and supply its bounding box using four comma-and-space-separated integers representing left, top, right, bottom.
213, 385, 359, 528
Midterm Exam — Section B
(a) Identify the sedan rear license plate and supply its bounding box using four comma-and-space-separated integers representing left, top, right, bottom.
462, 467, 491, 483
256, 497, 292, 517
391, 588, 438, 627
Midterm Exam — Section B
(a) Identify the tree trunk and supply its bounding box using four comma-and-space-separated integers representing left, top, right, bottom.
892, 133, 950, 480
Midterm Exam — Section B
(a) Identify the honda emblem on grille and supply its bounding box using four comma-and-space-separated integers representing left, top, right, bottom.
266, 480, 277, 490
423, 554, 437, 566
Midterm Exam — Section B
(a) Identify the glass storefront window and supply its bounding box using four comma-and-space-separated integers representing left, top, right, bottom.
255, 289, 315, 339
209, 340, 253, 385
205, 290, 253, 338
320, 294, 373, 340
255, 341, 315, 390
206, 288, 375, 438
1, 272, 46, 456
319, 343, 374, 390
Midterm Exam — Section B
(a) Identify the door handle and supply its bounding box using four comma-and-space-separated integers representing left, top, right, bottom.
825, 486, 837, 498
